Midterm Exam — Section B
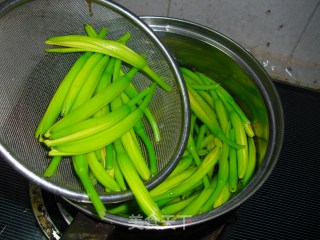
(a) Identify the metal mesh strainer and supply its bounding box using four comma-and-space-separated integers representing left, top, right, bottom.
0, 0, 189, 203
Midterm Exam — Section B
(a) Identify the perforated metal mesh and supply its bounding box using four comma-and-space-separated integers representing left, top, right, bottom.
0, 0, 189, 203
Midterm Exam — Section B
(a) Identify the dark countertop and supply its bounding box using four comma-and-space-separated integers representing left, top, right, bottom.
1, 81, 320, 240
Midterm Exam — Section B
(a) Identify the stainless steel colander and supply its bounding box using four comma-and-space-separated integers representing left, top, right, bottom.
0, 0, 190, 203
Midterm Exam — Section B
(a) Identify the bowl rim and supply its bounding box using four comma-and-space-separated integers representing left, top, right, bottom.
64, 16, 285, 229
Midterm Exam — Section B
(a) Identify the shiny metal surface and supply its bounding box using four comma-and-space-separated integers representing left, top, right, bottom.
66, 16, 284, 229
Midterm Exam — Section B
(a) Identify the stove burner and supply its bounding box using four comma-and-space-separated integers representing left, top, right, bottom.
29, 183, 77, 239
29, 183, 226, 240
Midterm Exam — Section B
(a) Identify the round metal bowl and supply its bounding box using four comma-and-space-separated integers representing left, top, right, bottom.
67, 16, 284, 229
